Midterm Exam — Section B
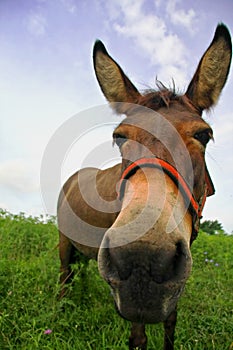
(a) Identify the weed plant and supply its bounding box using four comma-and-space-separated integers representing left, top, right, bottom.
0, 210, 232, 349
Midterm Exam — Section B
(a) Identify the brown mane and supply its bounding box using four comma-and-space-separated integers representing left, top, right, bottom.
137, 85, 200, 114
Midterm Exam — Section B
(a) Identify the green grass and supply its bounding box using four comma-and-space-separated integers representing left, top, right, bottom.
0, 210, 232, 349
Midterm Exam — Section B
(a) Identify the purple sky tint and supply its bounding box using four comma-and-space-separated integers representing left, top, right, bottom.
0, 0, 233, 232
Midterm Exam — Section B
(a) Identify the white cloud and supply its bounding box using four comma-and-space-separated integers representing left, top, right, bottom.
214, 112, 233, 139
166, 0, 197, 34
203, 108, 233, 233
104, 0, 188, 86
26, 12, 47, 36
0, 159, 38, 193
154, 0, 162, 7
206, 111, 233, 175
60, 0, 77, 14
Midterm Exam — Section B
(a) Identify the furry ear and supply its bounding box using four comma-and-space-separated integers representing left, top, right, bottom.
93, 40, 141, 104
185, 24, 232, 112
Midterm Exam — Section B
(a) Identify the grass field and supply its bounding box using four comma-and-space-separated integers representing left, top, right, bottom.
0, 210, 232, 349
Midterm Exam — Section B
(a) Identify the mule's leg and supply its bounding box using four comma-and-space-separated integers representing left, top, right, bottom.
59, 232, 77, 299
163, 308, 177, 350
129, 323, 147, 350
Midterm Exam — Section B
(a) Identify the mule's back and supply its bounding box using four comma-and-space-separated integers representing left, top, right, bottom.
57, 164, 121, 258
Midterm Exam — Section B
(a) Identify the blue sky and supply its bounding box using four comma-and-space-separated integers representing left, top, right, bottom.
0, 0, 233, 232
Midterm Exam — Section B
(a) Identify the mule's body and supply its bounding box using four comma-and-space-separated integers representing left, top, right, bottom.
57, 24, 232, 349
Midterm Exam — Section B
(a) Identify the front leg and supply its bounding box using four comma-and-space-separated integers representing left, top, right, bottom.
59, 232, 76, 299
129, 322, 147, 350
163, 308, 177, 350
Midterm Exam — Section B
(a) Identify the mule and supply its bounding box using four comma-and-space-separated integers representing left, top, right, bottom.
57, 24, 232, 349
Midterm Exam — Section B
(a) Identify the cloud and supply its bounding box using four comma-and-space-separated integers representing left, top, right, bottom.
60, 0, 77, 14
0, 159, 38, 193
103, 0, 188, 86
206, 111, 233, 174
214, 112, 233, 138
166, 0, 198, 34
26, 12, 47, 36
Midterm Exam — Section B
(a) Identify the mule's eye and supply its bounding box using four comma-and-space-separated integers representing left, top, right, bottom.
194, 129, 212, 147
113, 133, 127, 148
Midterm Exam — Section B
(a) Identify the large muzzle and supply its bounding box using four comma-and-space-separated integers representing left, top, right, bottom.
98, 227, 192, 323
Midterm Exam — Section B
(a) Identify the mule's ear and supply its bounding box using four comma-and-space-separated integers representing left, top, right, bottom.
93, 40, 141, 104
185, 24, 232, 112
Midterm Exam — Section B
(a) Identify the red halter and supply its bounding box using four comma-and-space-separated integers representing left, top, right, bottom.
117, 158, 215, 243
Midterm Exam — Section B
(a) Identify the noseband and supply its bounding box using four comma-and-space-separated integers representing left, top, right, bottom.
118, 158, 215, 244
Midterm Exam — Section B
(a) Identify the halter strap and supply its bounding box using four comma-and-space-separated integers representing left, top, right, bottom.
117, 157, 215, 243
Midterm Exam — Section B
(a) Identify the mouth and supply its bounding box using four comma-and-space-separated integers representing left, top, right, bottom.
109, 277, 185, 324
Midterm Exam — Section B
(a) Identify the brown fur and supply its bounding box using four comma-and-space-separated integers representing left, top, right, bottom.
58, 24, 231, 349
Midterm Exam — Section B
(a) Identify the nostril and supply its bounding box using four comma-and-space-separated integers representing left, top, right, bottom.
173, 241, 191, 278
175, 240, 187, 257
110, 247, 133, 280
98, 245, 132, 282
175, 241, 183, 259
176, 240, 190, 259
149, 241, 191, 284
